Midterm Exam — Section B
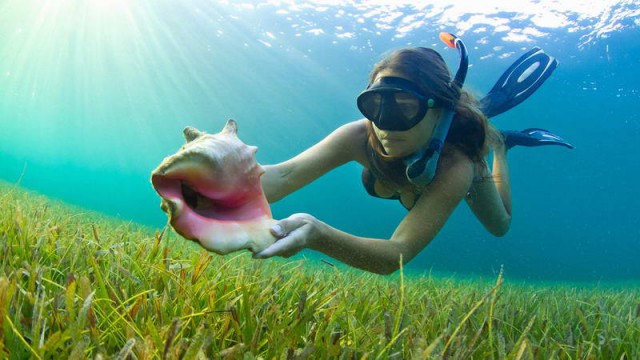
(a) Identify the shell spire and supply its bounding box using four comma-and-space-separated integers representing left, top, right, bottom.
183, 126, 203, 142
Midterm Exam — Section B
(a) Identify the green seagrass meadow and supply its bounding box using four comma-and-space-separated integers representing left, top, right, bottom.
0, 182, 638, 359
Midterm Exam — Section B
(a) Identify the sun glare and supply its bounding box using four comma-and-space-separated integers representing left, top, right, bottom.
92, 0, 131, 12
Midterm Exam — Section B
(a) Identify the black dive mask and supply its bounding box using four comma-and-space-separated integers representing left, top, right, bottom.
357, 76, 437, 131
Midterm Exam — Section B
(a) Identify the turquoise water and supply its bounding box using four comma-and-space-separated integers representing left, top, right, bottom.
1, 0, 638, 283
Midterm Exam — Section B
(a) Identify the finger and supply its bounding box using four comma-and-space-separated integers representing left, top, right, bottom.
269, 224, 285, 238
253, 237, 293, 259
254, 229, 305, 259
271, 214, 308, 237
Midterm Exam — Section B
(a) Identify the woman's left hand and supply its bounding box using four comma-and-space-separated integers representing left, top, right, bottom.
253, 213, 326, 259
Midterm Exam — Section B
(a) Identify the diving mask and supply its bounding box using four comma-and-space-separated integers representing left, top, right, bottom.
357, 76, 437, 131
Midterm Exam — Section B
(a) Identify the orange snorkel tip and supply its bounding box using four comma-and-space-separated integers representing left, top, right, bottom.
439, 32, 456, 49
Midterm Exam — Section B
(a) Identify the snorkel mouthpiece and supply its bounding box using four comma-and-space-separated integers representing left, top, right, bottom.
404, 32, 468, 186
405, 120, 449, 184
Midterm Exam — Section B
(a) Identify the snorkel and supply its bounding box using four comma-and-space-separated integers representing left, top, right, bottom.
404, 32, 468, 186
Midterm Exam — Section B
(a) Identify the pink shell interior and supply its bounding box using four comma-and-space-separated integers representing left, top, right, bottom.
150, 120, 273, 250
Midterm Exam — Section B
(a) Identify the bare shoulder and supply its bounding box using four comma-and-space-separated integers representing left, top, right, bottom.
327, 119, 369, 165
432, 146, 475, 191
332, 119, 368, 142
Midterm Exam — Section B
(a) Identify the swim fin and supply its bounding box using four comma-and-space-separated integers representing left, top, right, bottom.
480, 47, 558, 118
501, 128, 574, 150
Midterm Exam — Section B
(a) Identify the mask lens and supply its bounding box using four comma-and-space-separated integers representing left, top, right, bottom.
394, 92, 421, 120
357, 76, 432, 131
358, 92, 382, 121
357, 89, 426, 131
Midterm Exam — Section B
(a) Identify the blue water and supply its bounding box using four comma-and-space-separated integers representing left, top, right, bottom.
1, 0, 639, 283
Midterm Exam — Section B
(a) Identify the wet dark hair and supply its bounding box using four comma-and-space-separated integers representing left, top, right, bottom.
365, 47, 496, 188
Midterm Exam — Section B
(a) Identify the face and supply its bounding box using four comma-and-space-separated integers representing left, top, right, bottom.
371, 69, 441, 158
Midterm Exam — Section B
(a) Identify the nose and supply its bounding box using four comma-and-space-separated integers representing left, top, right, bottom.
377, 96, 398, 131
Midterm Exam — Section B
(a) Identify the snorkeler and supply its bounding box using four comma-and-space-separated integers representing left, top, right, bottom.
254, 33, 573, 274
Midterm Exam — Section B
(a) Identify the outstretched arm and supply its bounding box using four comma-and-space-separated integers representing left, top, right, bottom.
256, 151, 475, 275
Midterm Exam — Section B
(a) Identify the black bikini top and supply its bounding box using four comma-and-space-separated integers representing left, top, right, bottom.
362, 167, 420, 210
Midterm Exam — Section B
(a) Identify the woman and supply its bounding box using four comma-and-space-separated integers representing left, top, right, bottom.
254, 42, 570, 275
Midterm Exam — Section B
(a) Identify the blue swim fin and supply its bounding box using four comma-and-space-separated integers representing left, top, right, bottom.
502, 128, 574, 150
480, 47, 558, 118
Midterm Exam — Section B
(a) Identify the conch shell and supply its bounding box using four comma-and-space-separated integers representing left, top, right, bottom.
151, 119, 277, 255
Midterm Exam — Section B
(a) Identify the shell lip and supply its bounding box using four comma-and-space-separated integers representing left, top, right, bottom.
151, 170, 271, 222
